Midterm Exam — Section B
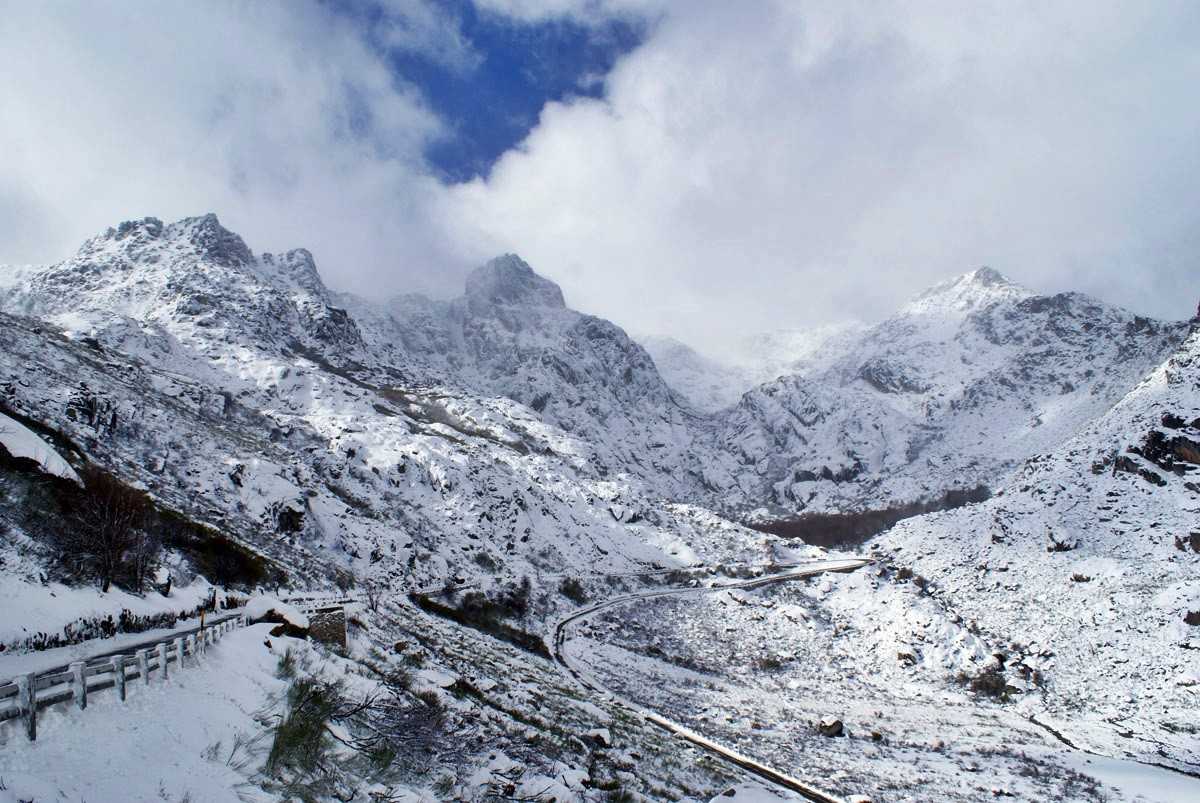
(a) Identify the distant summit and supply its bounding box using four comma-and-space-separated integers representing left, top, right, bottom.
905, 266, 1030, 316
465, 254, 566, 311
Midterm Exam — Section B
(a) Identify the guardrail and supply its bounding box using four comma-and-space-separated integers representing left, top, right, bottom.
0, 593, 365, 743
0, 614, 246, 741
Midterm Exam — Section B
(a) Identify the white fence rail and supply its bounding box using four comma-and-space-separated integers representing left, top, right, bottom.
0, 593, 364, 743
0, 614, 246, 741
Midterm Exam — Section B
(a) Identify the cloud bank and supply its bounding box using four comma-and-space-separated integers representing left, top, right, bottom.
1, 1, 465, 299
451, 1, 1200, 349
3, 1, 1199, 351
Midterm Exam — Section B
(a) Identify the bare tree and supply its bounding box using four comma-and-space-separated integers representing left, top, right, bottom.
58, 465, 155, 591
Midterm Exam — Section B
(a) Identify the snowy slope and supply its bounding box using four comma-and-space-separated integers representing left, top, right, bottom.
341, 254, 701, 487
3, 213, 1199, 798
639, 335, 754, 412
863, 324, 1200, 770
727, 321, 867, 383
0, 217, 759, 603
0, 411, 79, 481
704, 268, 1190, 517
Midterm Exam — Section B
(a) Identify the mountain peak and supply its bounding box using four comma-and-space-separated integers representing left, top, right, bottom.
968, 266, 1010, 286
465, 254, 566, 310
906, 265, 1030, 316
262, 248, 327, 297
165, 213, 254, 268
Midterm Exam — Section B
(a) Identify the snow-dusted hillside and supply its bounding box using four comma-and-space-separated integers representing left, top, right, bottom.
863, 324, 1200, 771
639, 335, 754, 412
0, 217, 730, 606
639, 324, 866, 414
727, 322, 867, 383
342, 255, 700, 487
704, 268, 1190, 517
4, 214, 1198, 800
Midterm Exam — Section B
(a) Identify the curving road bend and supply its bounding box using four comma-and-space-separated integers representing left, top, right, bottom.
549, 558, 873, 803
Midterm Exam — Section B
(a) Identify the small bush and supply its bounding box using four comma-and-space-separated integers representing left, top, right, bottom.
755, 655, 785, 671
414, 689, 442, 711
5, 597, 219, 654
267, 680, 336, 776
277, 649, 297, 679
956, 664, 1008, 700
559, 577, 588, 604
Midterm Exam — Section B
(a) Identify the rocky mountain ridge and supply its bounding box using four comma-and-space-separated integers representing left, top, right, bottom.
701, 267, 1190, 518
2, 215, 1189, 530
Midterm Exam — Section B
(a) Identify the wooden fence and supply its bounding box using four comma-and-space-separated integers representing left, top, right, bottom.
0, 613, 246, 741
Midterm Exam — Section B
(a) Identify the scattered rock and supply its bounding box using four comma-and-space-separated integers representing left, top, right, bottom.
246, 596, 310, 638
817, 716, 844, 737
584, 727, 612, 748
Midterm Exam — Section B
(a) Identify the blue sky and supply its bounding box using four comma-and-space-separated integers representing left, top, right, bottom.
329, 0, 646, 181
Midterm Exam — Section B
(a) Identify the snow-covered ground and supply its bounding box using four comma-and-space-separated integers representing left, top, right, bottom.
0, 213, 1197, 800
0, 624, 290, 801
0, 575, 222, 658
0, 412, 78, 482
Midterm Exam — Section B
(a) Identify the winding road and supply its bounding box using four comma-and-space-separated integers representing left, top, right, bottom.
549, 558, 873, 803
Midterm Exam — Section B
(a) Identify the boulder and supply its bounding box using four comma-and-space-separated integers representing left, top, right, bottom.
245, 595, 310, 638
584, 727, 611, 748
817, 716, 844, 737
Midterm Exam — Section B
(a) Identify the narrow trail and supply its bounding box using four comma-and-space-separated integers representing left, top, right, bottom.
549, 558, 873, 803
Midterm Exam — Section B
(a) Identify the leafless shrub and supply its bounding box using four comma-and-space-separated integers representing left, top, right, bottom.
54, 465, 158, 591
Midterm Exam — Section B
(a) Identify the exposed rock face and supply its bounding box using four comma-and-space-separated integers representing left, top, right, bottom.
465, 254, 566, 311
817, 716, 844, 737
345, 254, 698, 486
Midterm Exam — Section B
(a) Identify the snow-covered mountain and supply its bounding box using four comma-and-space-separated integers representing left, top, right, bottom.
864, 323, 1200, 771
3, 213, 1199, 798
703, 267, 1190, 518
342, 255, 700, 486
0, 216, 720, 598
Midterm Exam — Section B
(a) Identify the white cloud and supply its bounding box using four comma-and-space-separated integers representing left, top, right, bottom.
372, 0, 483, 74
472, 0, 660, 25
0, 1, 466, 299
446, 1, 1200, 351
3, 1, 1198, 352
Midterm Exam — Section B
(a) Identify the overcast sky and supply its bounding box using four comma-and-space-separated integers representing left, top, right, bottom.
3, 1, 1198, 353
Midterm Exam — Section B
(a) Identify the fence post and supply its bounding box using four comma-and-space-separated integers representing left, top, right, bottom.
187, 635, 196, 659
157, 643, 169, 681
112, 655, 126, 701
136, 649, 150, 685
175, 637, 185, 669
17, 673, 36, 741
70, 661, 87, 710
